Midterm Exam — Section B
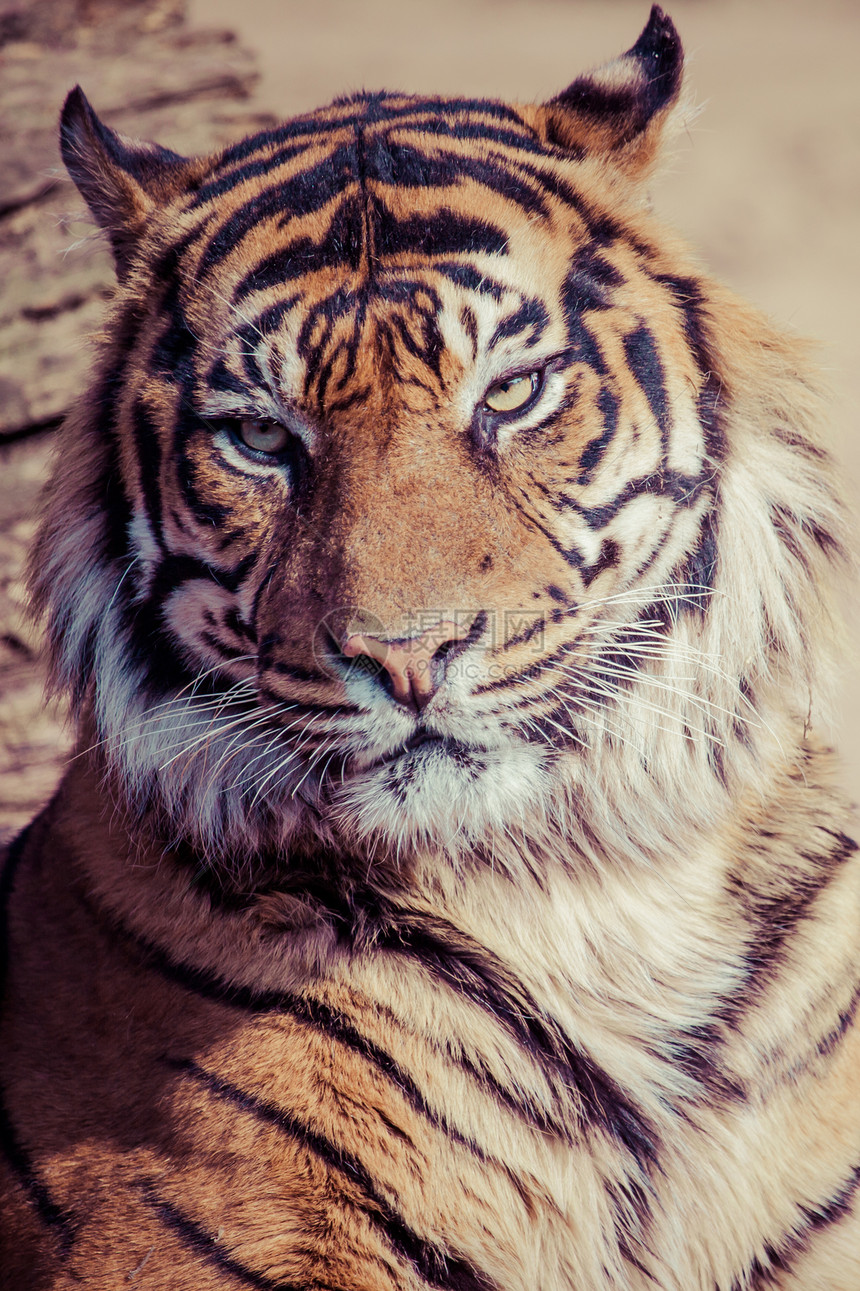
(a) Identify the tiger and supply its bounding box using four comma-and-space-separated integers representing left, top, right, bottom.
1, 5, 858, 1288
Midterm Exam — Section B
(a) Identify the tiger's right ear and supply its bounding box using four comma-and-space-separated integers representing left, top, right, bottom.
60, 86, 196, 279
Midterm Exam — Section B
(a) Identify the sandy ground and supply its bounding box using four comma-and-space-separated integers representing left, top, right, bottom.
188, 0, 860, 794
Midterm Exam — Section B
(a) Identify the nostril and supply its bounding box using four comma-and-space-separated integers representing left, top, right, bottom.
340, 619, 474, 709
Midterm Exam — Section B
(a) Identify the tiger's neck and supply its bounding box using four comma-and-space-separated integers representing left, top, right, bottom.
60, 741, 858, 1113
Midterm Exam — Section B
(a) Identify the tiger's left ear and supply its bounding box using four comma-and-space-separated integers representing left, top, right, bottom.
536, 6, 684, 181
60, 86, 200, 279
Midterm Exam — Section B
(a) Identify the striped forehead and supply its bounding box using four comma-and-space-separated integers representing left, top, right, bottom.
184, 94, 583, 408
191, 92, 555, 236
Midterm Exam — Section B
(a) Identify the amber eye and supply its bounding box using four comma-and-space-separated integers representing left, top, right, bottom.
483, 372, 538, 415
236, 418, 290, 455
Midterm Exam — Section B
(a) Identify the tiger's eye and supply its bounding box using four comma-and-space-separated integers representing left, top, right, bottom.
237, 418, 290, 455
483, 373, 537, 414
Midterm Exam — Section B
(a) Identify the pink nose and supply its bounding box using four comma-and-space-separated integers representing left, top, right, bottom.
342, 620, 469, 708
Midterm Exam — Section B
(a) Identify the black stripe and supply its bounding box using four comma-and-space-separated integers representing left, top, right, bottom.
252, 296, 302, 336
296, 283, 368, 396
82, 871, 620, 1153
511, 700, 586, 751
726, 827, 858, 1019
235, 198, 366, 299
652, 272, 727, 463
816, 979, 860, 1059
204, 120, 544, 295
373, 95, 532, 127
627, 512, 679, 590
622, 324, 670, 450
0, 823, 77, 1256
325, 384, 375, 414
561, 277, 607, 375
771, 501, 843, 565
293, 886, 658, 1167
668, 506, 720, 616
505, 491, 593, 574
209, 356, 250, 396
581, 537, 621, 587
604, 1177, 653, 1276
545, 467, 709, 531
563, 245, 620, 315
199, 630, 245, 661
147, 263, 233, 539
267, 661, 332, 684
354, 125, 376, 275
147, 551, 257, 603
488, 297, 549, 349
772, 426, 826, 461
131, 398, 166, 555
578, 385, 619, 482
375, 205, 508, 259
500, 610, 547, 651
480, 597, 613, 679
198, 143, 358, 275
96, 321, 140, 552
376, 685, 730, 1114
149, 255, 197, 379
365, 139, 549, 218
380, 114, 547, 156
232, 617, 262, 658
387, 306, 445, 379
213, 118, 351, 170
0, 1099, 77, 1259
174, 420, 233, 530
741, 1163, 860, 1291
191, 141, 313, 208
75, 893, 499, 1158
138, 1181, 302, 1290
435, 263, 505, 298
170, 1060, 497, 1291
120, 550, 256, 699
210, 95, 535, 179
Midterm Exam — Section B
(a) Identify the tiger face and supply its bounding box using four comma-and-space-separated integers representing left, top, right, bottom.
36, 7, 834, 868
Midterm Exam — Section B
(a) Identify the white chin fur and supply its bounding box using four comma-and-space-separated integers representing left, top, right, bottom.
328, 741, 553, 854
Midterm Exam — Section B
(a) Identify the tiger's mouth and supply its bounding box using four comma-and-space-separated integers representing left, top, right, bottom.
350, 730, 478, 775
370, 729, 446, 764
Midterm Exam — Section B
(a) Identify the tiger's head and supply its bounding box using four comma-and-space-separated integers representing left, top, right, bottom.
33, 7, 842, 874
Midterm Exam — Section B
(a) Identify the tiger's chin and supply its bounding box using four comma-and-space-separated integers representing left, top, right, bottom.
325, 737, 555, 858
115, 706, 557, 873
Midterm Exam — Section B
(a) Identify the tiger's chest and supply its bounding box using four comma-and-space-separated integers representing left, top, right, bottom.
5, 767, 860, 1291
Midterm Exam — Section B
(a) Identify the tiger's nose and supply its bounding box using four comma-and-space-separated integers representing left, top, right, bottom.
342, 620, 470, 709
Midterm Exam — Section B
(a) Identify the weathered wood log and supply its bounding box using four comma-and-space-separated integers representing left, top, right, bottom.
0, 24, 273, 441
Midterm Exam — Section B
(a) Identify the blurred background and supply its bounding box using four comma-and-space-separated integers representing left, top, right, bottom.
1, 0, 857, 837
